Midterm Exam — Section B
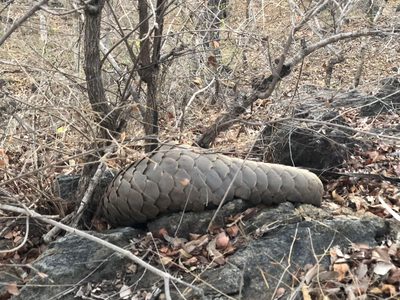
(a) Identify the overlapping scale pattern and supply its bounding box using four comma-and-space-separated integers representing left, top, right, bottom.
101, 144, 323, 226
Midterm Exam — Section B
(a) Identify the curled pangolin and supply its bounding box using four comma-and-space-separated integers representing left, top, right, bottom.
101, 144, 323, 226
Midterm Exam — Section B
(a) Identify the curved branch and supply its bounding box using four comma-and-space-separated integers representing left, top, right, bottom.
0, 204, 204, 299
196, 28, 398, 148
0, 0, 49, 47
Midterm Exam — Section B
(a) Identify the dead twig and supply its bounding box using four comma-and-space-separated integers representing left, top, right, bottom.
0, 0, 49, 47
378, 196, 400, 222
0, 203, 205, 300
0, 216, 29, 254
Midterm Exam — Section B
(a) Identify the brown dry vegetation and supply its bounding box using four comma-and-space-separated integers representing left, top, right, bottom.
0, 0, 398, 223
0, 0, 400, 298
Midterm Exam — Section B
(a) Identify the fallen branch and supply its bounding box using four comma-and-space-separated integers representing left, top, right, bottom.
0, 216, 29, 254
378, 196, 400, 222
44, 146, 115, 242
0, 0, 49, 46
0, 203, 204, 300
196, 28, 399, 148
176, 77, 216, 129
309, 169, 400, 184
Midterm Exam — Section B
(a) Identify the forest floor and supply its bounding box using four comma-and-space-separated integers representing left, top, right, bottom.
0, 1, 400, 299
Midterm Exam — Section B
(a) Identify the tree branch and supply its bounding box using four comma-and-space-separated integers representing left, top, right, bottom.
196, 28, 398, 148
0, 203, 204, 299
0, 0, 49, 47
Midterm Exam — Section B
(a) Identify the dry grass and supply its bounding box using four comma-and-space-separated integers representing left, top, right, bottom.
0, 0, 398, 218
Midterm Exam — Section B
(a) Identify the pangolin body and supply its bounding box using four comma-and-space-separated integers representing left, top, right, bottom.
101, 144, 323, 226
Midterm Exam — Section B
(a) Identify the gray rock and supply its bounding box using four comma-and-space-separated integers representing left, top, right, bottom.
255, 78, 400, 169
10, 204, 399, 300
54, 175, 80, 201
54, 170, 115, 202
360, 77, 400, 116
229, 216, 389, 299
148, 199, 249, 236
12, 227, 142, 300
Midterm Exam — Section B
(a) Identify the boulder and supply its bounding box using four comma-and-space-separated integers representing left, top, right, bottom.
360, 77, 400, 116
10, 203, 399, 300
12, 227, 142, 300
255, 78, 400, 169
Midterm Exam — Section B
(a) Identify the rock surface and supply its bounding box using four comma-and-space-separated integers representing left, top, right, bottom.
255, 78, 400, 169
12, 227, 142, 300
10, 203, 400, 300
360, 77, 400, 116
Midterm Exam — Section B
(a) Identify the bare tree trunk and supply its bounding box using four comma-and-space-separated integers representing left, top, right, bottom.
196, 27, 390, 148
138, 0, 166, 152
354, 0, 385, 88
207, 0, 227, 104
83, 0, 113, 140
354, 44, 366, 88
325, 54, 344, 87
76, 0, 127, 226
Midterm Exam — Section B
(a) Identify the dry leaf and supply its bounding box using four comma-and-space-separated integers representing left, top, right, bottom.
304, 265, 318, 284
274, 287, 286, 299
365, 150, 381, 163
373, 262, 394, 275
183, 235, 209, 253
372, 247, 391, 263
160, 256, 173, 266
226, 224, 239, 237
206, 239, 225, 265
369, 287, 383, 295
7, 282, 20, 296
0, 148, 9, 168
223, 243, 236, 255
182, 256, 198, 266
388, 243, 398, 257
313, 271, 339, 282
126, 263, 137, 274
178, 248, 192, 259
158, 228, 169, 237
159, 246, 169, 254
192, 77, 202, 86
301, 285, 312, 300
215, 231, 229, 249
13, 235, 22, 244
333, 263, 350, 281
381, 284, 396, 296
332, 190, 345, 204
348, 195, 366, 210
119, 284, 132, 299
4, 231, 13, 239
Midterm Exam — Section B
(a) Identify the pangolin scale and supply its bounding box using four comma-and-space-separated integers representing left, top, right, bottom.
101, 144, 323, 226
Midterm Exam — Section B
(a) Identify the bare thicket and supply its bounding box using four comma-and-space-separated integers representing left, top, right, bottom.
0, 0, 399, 291
0, 0, 399, 297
